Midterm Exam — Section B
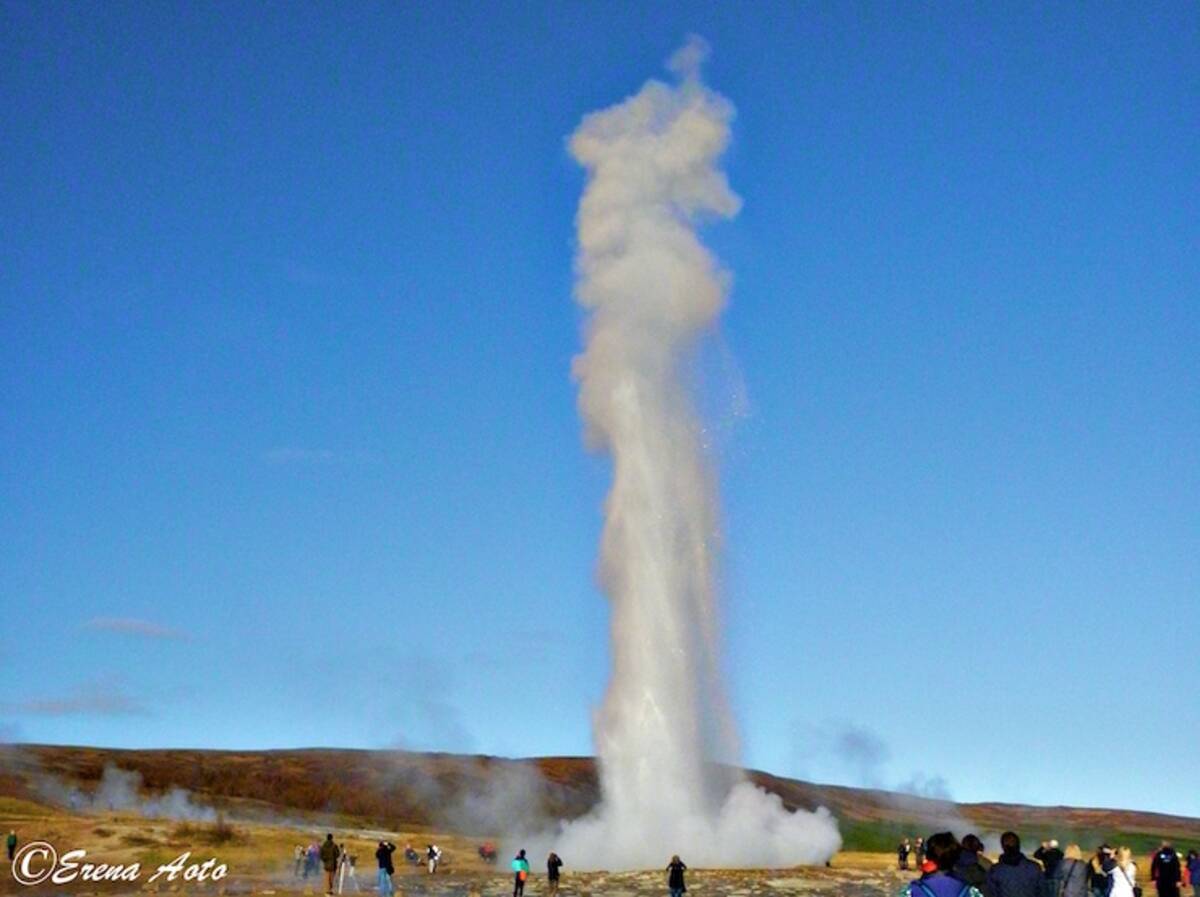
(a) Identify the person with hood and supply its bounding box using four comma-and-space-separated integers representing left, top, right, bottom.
320, 834, 342, 896
512, 849, 530, 897
1054, 845, 1090, 897
955, 834, 994, 897
667, 855, 687, 897
375, 841, 396, 897
987, 832, 1044, 897
547, 852, 563, 897
898, 832, 984, 897
7, 831, 17, 862
1152, 844, 1182, 897
1185, 852, 1199, 897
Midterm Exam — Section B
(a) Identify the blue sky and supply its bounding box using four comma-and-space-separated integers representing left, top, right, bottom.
2, 2, 1197, 819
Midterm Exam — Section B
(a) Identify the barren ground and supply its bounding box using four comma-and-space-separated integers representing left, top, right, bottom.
0, 799, 916, 897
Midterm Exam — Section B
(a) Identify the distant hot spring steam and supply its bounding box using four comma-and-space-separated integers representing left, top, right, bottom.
544, 38, 842, 869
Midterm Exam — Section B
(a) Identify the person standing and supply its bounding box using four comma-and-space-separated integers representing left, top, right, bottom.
375, 841, 396, 897
547, 852, 563, 897
1109, 847, 1139, 897
1036, 842, 1065, 878
667, 855, 687, 897
916, 838, 927, 871
1036, 841, 1065, 897
899, 840, 912, 871
338, 847, 359, 894
295, 845, 305, 877
1036, 841, 1066, 897
1153, 844, 1183, 897
6, 831, 17, 862
427, 844, 442, 874
1054, 845, 1091, 897
899, 832, 985, 897
955, 834, 995, 897
512, 849, 530, 897
1185, 852, 1199, 897
320, 834, 341, 896
987, 832, 1043, 897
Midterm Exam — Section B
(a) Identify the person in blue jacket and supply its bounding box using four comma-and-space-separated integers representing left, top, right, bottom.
1184, 851, 1199, 897
898, 832, 984, 897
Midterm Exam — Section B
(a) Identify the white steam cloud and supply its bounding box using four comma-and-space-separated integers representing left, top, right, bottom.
35, 764, 217, 821
543, 37, 842, 869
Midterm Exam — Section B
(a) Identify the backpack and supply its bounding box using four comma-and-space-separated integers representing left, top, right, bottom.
915, 881, 972, 897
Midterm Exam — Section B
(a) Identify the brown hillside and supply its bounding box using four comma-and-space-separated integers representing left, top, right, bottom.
2, 744, 1197, 849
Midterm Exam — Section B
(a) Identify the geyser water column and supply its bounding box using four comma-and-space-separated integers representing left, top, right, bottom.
557, 38, 843, 869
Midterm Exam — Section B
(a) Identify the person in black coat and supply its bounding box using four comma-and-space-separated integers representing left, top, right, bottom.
1152, 844, 1182, 897
547, 853, 564, 897
667, 856, 687, 897
955, 834, 995, 897
987, 832, 1043, 897
375, 841, 396, 897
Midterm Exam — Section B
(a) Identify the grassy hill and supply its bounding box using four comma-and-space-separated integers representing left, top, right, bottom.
2, 744, 1196, 854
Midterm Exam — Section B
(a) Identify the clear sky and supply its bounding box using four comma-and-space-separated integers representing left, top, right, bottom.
2, 2, 1197, 819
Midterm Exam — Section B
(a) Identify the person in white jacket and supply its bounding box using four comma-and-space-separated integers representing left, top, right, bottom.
1109, 847, 1139, 897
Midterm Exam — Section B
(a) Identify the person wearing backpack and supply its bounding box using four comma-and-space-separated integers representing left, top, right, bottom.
1152, 844, 1182, 897
987, 832, 1044, 897
511, 849, 530, 897
898, 832, 984, 897
1054, 845, 1090, 897
955, 834, 995, 897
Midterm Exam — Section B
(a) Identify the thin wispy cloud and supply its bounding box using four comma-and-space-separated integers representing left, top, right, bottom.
2, 682, 150, 718
84, 617, 186, 640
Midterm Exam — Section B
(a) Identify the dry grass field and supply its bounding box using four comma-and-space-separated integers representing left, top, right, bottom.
2, 745, 1197, 897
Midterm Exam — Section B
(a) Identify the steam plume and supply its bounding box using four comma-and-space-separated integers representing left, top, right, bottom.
549, 37, 841, 869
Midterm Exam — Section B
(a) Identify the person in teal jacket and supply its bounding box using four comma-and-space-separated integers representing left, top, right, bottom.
512, 849, 530, 897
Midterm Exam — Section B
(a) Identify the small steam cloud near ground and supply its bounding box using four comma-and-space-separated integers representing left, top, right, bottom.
34, 764, 217, 822
528, 37, 841, 869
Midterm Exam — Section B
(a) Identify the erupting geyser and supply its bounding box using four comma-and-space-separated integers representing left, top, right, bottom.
552, 38, 842, 869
